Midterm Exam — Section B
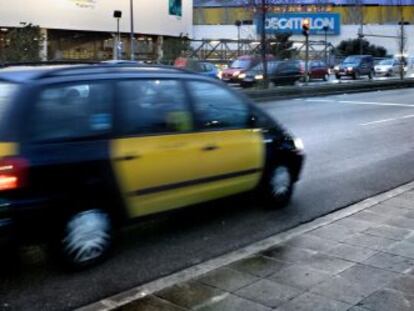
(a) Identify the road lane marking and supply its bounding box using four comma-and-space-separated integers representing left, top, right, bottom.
305, 99, 333, 102
361, 114, 414, 126
340, 100, 414, 108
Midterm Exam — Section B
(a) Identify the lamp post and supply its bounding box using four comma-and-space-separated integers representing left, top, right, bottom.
130, 0, 135, 60
302, 18, 310, 84
113, 10, 122, 60
235, 20, 242, 56
260, 0, 268, 88
322, 25, 329, 65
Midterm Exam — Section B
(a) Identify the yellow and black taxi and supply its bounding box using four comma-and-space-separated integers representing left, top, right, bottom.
0, 64, 304, 268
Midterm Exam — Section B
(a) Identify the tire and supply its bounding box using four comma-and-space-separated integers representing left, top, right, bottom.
323, 73, 329, 81
60, 209, 113, 269
260, 164, 294, 208
353, 71, 360, 80
335, 74, 341, 80
368, 70, 374, 80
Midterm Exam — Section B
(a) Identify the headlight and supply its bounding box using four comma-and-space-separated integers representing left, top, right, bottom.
293, 137, 304, 151
334, 65, 339, 71
255, 74, 264, 80
217, 71, 223, 79
347, 67, 354, 71
232, 71, 241, 77
239, 73, 246, 79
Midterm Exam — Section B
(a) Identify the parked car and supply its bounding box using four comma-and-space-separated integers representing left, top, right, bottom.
0, 64, 305, 268
334, 55, 375, 80
199, 61, 220, 79
374, 58, 402, 77
308, 61, 330, 81
221, 55, 272, 83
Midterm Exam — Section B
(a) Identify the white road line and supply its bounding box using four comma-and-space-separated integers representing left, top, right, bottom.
305, 99, 333, 102
340, 100, 414, 108
361, 114, 414, 126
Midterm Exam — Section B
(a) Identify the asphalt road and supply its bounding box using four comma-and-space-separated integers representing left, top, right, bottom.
2, 88, 414, 311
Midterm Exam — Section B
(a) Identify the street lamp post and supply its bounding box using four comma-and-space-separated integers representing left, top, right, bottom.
302, 18, 310, 84
113, 10, 122, 60
260, 0, 268, 88
130, 0, 135, 60
235, 20, 242, 57
322, 25, 329, 65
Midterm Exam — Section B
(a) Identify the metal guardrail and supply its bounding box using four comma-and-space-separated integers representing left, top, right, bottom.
244, 78, 414, 102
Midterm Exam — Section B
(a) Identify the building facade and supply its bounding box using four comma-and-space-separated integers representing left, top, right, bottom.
0, 0, 193, 61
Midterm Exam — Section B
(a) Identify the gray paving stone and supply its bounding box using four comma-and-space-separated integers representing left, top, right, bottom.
324, 243, 377, 263
283, 234, 341, 253
333, 218, 374, 233
120, 295, 187, 311
385, 216, 414, 230
346, 307, 371, 311
156, 281, 225, 309
227, 255, 288, 278
386, 275, 414, 294
387, 241, 414, 259
338, 264, 400, 289
308, 223, 360, 242
235, 279, 302, 308
269, 264, 331, 290
197, 267, 259, 292
347, 211, 390, 225
363, 252, 414, 273
402, 210, 414, 219
196, 294, 271, 311
262, 245, 317, 264
403, 234, 414, 244
310, 276, 377, 304
384, 197, 414, 209
302, 253, 355, 274
356, 289, 414, 311
368, 203, 408, 216
343, 233, 397, 251
274, 292, 351, 311
363, 225, 412, 241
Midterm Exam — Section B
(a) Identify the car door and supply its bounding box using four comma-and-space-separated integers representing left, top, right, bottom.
186, 80, 265, 199
111, 78, 205, 218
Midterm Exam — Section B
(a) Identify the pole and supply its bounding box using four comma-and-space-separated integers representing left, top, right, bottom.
305, 34, 309, 84
400, 6, 405, 80
324, 27, 328, 65
237, 25, 241, 56
359, 1, 364, 55
117, 18, 121, 59
130, 0, 134, 60
260, 0, 268, 88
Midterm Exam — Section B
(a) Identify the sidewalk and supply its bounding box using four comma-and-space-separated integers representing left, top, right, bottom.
85, 184, 414, 311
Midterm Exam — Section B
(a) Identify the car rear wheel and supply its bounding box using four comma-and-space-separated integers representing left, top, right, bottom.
323, 73, 329, 81
60, 209, 113, 269
261, 165, 294, 208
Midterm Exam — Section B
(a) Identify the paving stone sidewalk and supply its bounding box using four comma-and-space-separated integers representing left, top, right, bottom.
119, 191, 414, 311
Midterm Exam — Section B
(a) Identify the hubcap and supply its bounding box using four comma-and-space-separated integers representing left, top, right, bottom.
63, 210, 111, 264
271, 167, 291, 196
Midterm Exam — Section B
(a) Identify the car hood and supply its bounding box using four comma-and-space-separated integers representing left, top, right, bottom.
223, 68, 246, 75
375, 65, 392, 70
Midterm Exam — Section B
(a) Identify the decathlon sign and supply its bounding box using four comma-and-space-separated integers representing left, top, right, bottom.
257, 13, 341, 36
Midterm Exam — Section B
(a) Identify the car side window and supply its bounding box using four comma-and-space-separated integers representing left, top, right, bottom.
188, 81, 249, 130
30, 82, 113, 142
117, 79, 193, 136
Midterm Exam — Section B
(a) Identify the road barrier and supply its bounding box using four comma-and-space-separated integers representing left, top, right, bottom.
244, 78, 414, 102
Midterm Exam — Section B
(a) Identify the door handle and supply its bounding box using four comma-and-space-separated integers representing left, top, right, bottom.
115, 154, 140, 161
202, 145, 219, 152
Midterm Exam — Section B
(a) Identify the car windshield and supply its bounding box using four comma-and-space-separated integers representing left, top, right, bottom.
379, 59, 394, 65
0, 82, 18, 124
343, 57, 362, 65
230, 59, 251, 69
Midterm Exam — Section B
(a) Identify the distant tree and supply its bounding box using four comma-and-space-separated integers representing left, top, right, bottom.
161, 36, 192, 64
1, 24, 45, 63
269, 33, 296, 59
335, 38, 387, 57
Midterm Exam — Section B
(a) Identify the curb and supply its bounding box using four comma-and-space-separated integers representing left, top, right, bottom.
77, 181, 414, 311
244, 79, 414, 102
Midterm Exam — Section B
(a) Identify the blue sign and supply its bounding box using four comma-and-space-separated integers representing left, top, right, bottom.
256, 13, 341, 36
194, 0, 414, 7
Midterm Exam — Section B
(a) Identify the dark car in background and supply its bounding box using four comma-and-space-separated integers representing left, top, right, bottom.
0, 64, 305, 269
309, 61, 330, 81
221, 55, 269, 83
334, 55, 374, 80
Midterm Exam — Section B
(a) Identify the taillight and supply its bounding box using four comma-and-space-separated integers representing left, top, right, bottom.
0, 157, 28, 191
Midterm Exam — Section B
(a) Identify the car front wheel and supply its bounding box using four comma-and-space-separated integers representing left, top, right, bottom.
60, 209, 113, 269
261, 165, 294, 208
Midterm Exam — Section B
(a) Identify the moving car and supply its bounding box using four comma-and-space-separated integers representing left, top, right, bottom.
334, 55, 374, 80
221, 55, 262, 83
173, 58, 220, 79
0, 64, 305, 268
309, 61, 330, 81
199, 61, 220, 79
374, 58, 402, 77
